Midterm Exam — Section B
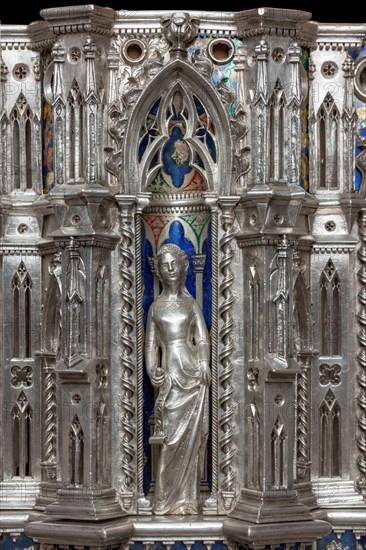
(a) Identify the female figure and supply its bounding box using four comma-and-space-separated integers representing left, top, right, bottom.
145, 244, 211, 515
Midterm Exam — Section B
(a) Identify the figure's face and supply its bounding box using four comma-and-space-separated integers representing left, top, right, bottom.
158, 252, 183, 285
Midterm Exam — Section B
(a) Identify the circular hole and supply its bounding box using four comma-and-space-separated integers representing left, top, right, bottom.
123, 40, 146, 64
355, 57, 366, 102
17, 223, 28, 234
126, 42, 143, 60
274, 394, 284, 406
72, 394, 81, 404
69, 47, 81, 63
208, 38, 234, 64
360, 67, 366, 93
72, 214, 81, 225
212, 42, 231, 61
272, 48, 285, 63
325, 220, 336, 232
13, 63, 29, 81
321, 61, 338, 79
250, 214, 257, 226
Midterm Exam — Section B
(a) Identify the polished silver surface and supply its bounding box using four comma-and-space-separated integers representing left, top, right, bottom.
145, 244, 210, 515
0, 5, 365, 550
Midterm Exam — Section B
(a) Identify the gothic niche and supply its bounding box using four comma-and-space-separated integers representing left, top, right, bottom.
12, 262, 32, 359
319, 389, 341, 477
138, 78, 217, 510
320, 258, 341, 357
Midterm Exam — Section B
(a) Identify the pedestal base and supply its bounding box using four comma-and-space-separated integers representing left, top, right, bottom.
229, 488, 313, 524
224, 517, 332, 548
45, 487, 125, 521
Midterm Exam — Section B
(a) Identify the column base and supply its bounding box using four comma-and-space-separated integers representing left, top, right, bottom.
224, 517, 332, 548
229, 488, 313, 524
296, 480, 318, 510
45, 487, 125, 521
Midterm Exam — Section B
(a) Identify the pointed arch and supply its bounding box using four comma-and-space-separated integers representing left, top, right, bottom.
319, 258, 341, 356
319, 389, 341, 477
249, 263, 260, 360
12, 262, 32, 358
271, 414, 288, 489
317, 92, 340, 189
293, 272, 311, 351
10, 94, 38, 191
12, 391, 33, 478
43, 264, 62, 355
269, 78, 286, 181
0, 112, 9, 193
96, 400, 108, 484
69, 414, 84, 485
67, 78, 84, 181
123, 59, 232, 195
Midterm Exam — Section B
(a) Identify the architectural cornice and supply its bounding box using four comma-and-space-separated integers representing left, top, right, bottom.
39, 4, 116, 36
234, 7, 313, 41
0, 25, 30, 50
316, 23, 366, 50
114, 9, 236, 36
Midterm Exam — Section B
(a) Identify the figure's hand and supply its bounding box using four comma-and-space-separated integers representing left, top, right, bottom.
199, 361, 211, 385
151, 367, 165, 387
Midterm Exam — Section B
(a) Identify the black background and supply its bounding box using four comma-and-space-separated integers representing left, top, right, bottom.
0, 2, 365, 26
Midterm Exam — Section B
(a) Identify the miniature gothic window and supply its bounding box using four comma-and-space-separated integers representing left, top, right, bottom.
319, 389, 341, 477
10, 95, 36, 191
67, 80, 84, 181
25, 109, 32, 189
96, 401, 108, 484
320, 259, 341, 357
293, 272, 311, 352
138, 86, 217, 193
69, 415, 84, 485
12, 391, 33, 478
249, 264, 260, 361
1, 115, 8, 192
95, 262, 108, 357
271, 415, 288, 489
269, 80, 285, 181
12, 113, 20, 189
318, 93, 339, 189
12, 263, 32, 358
248, 402, 260, 489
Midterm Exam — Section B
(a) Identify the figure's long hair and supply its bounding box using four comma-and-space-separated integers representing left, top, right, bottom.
154, 244, 189, 290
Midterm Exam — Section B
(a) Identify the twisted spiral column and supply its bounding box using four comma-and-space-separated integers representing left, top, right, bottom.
357, 209, 366, 496
218, 197, 239, 508
296, 360, 310, 480
135, 212, 144, 495
42, 359, 57, 481
211, 207, 219, 495
118, 197, 137, 500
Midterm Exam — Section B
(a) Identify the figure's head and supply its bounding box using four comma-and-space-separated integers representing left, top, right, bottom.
155, 244, 188, 287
